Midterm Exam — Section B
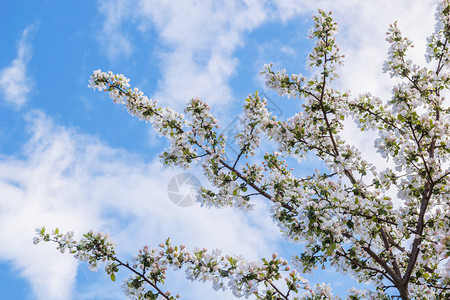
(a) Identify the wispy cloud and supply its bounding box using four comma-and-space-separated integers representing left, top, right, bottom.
137, 0, 268, 109
96, 0, 270, 109
97, 0, 133, 61
0, 110, 280, 299
0, 24, 37, 108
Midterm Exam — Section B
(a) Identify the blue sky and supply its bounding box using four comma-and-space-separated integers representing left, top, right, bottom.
0, 0, 440, 299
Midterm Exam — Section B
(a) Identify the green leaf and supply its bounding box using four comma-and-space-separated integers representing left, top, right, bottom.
110, 273, 116, 281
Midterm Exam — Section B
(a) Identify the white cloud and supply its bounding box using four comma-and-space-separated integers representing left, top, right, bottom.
0, 110, 281, 299
137, 0, 269, 109
0, 24, 37, 108
97, 0, 133, 61
97, 0, 271, 109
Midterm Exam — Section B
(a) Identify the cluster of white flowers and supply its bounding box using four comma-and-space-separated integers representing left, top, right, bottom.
261, 64, 307, 98
306, 10, 343, 80
34, 227, 117, 273
426, 0, 450, 67
38, 3, 450, 299
235, 92, 268, 157
382, 21, 416, 78
37, 228, 340, 299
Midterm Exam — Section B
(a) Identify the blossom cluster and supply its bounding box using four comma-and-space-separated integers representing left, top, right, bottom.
306, 10, 343, 81
426, 0, 450, 67
37, 227, 355, 299
34, 227, 117, 273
